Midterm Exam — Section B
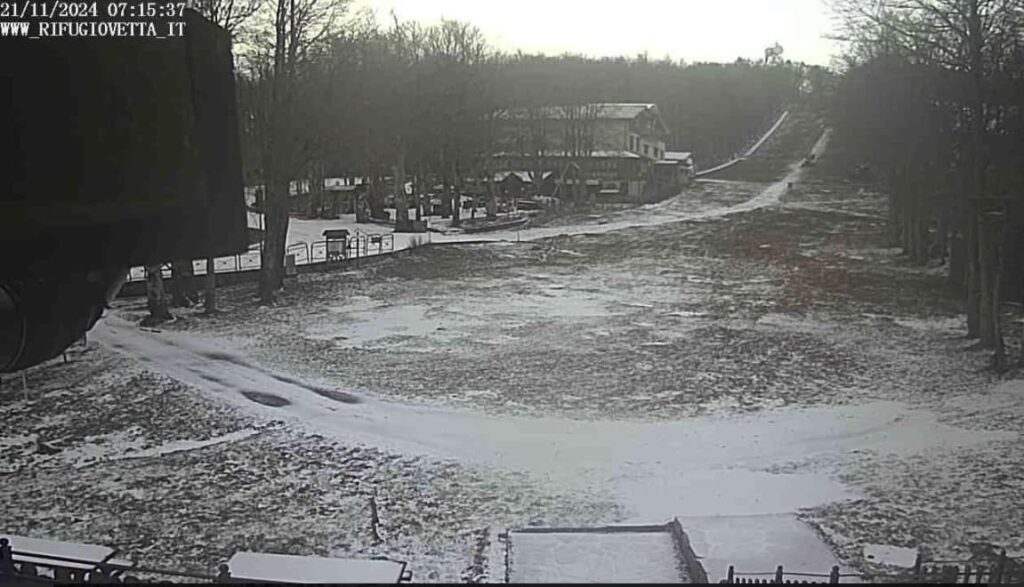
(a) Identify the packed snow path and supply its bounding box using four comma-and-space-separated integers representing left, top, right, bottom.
93, 313, 1010, 576
93, 311, 1010, 516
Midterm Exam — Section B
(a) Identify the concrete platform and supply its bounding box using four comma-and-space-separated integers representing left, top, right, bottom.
506, 522, 701, 584
678, 513, 853, 583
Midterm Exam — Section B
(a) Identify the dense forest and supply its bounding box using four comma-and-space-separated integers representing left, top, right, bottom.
827, 0, 1024, 369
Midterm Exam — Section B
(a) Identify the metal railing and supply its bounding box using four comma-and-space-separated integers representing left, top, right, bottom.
721, 565, 848, 584
125, 232, 397, 284
721, 549, 1024, 585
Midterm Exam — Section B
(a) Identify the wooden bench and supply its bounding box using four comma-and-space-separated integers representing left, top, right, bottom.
2, 534, 117, 582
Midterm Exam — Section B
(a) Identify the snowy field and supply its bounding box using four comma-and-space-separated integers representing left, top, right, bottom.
4, 122, 1024, 582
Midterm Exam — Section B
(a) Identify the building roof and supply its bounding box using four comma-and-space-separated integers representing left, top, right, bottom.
493, 171, 554, 183
501, 103, 660, 122
589, 103, 659, 120
589, 149, 642, 159
494, 150, 642, 160
663, 151, 693, 162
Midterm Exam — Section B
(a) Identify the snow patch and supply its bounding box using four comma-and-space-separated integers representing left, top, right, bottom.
893, 316, 964, 333
992, 380, 1024, 396
862, 544, 918, 568
306, 304, 453, 347
0, 434, 34, 451
621, 302, 655, 309
756, 313, 836, 334
509, 531, 683, 583
61, 429, 148, 468
681, 514, 852, 582
666, 310, 709, 319
119, 429, 261, 460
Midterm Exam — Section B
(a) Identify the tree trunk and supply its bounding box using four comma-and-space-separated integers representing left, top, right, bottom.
204, 257, 217, 314
933, 210, 949, 263
414, 168, 423, 222
991, 220, 1006, 370
451, 164, 462, 228
902, 194, 913, 257
308, 161, 325, 218
966, 0, 989, 343
888, 192, 902, 247
979, 213, 996, 347
144, 264, 172, 324
441, 174, 452, 219
981, 211, 1006, 361
367, 175, 386, 221
486, 167, 498, 220
355, 190, 369, 223
949, 233, 965, 291
393, 152, 408, 231
170, 260, 197, 307
920, 213, 931, 263
258, 178, 289, 304
966, 202, 981, 337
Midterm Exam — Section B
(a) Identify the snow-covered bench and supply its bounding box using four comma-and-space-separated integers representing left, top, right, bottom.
0, 534, 121, 582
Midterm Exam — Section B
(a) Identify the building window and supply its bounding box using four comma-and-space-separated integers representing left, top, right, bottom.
643, 144, 649, 156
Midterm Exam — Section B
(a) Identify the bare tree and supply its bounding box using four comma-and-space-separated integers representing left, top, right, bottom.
830, 0, 1024, 367
383, 16, 429, 232
143, 265, 172, 325
190, 0, 264, 36
425, 19, 490, 227
240, 0, 348, 303
559, 103, 602, 206
170, 261, 198, 307
517, 105, 553, 202
184, 1, 266, 313
204, 258, 217, 313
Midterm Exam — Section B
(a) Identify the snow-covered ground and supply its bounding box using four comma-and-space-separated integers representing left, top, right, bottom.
75, 314, 1014, 534
508, 531, 684, 583
5, 121, 1024, 582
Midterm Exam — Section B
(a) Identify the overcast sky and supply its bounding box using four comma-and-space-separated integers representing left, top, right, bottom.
353, 0, 840, 66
